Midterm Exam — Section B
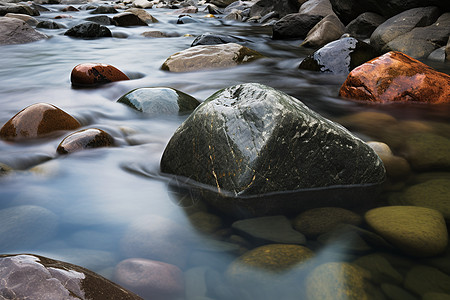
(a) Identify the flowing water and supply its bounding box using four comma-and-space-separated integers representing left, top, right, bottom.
1, 4, 450, 300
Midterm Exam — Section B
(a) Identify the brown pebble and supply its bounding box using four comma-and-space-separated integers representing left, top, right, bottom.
70, 63, 129, 86
0, 103, 81, 141
57, 128, 114, 154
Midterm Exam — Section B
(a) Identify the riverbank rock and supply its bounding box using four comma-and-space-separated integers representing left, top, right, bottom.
293, 207, 362, 238
0, 2, 39, 16
117, 87, 200, 115
125, 8, 158, 23
301, 14, 345, 48
399, 179, 450, 221
113, 12, 148, 26
70, 63, 129, 86
0, 17, 47, 45
249, 0, 301, 19
272, 13, 322, 39
339, 51, 450, 103
306, 262, 371, 300
161, 43, 263, 72
90, 5, 118, 14
0, 103, 81, 141
5, 13, 38, 26
0, 205, 58, 250
299, 0, 334, 18
160, 83, 385, 216
64, 21, 112, 38
344, 12, 385, 39
299, 37, 378, 74
365, 206, 448, 257
232, 215, 306, 244
114, 258, 184, 300
57, 128, 114, 154
0, 254, 143, 300
191, 32, 242, 46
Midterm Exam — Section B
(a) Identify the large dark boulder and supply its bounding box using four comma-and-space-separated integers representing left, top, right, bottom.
160, 83, 386, 217
0, 254, 142, 300
249, 0, 301, 19
272, 13, 323, 39
299, 37, 379, 74
64, 22, 112, 38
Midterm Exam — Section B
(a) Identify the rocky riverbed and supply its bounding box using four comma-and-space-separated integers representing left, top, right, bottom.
0, 0, 449, 299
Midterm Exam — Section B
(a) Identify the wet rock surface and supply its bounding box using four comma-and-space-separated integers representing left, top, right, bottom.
0, 103, 81, 141
117, 87, 200, 115
64, 21, 112, 38
161, 43, 264, 72
272, 13, 323, 39
0, 254, 143, 300
339, 51, 450, 103
161, 83, 385, 216
57, 128, 114, 154
71, 63, 129, 86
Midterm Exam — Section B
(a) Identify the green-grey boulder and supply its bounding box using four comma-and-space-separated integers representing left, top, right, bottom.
117, 87, 200, 115
0, 254, 142, 300
160, 83, 386, 217
404, 265, 450, 296
402, 133, 450, 171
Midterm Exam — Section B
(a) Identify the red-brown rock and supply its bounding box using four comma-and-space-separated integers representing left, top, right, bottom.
57, 128, 114, 154
70, 63, 129, 87
339, 51, 450, 104
0, 103, 81, 141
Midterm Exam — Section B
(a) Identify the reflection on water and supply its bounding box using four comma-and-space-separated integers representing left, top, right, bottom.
0, 4, 450, 300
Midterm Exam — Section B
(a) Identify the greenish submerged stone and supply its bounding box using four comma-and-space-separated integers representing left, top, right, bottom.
117, 87, 200, 115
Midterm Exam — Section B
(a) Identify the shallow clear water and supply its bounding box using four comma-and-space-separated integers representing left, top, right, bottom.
0, 4, 450, 300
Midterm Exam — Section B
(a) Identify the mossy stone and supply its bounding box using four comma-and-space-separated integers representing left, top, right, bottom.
400, 179, 450, 221
404, 265, 450, 296
306, 262, 371, 300
353, 253, 403, 284
365, 206, 448, 257
403, 133, 450, 171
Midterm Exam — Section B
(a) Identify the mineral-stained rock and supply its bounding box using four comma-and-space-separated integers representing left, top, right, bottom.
161, 43, 263, 72
339, 51, 450, 103
64, 21, 112, 38
0, 254, 143, 300
57, 128, 114, 154
117, 87, 200, 115
71, 63, 129, 86
299, 37, 379, 74
114, 258, 184, 300
160, 83, 386, 216
0, 103, 81, 141
0, 17, 47, 45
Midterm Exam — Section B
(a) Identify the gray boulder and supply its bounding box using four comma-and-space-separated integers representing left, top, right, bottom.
0, 17, 47, 45
299, 0, 334, 18
249, 0, 301, 19
383, 12, 450, 58
0, 254, 142, 300
64, 21, 112, 38
345, 12, 386, 39
0, 1, 39, 16
191, 32, 243, 47
370, 6, 441, 52
301, 14, 345, 48
160, 83, 386, 216
272, 13, 323, 39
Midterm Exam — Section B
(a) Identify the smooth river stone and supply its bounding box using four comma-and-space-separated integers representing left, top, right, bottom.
293, 207, 362, 238
117, 87, 200, 115
0, 103, 81, 141
403, 133, 450, 171
400, 179, 450, 220
161, 43, 264, 72
0, 254, 142, 300
114, 258, 184, 300
57, 128, 114, 154
71, 63, 129, 86
339, 51, 450, 103
64, 22, 112, 38
404, 265, 450, 296
113, 12, 148, 27
365, 206, 448, 257
0, 17, 47, 45
225, 244, 314, 285
232, 215, 306, 244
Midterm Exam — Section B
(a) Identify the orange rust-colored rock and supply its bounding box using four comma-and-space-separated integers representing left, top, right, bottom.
339, 51, 450, 104
0, 103, 81, 141
71, 63, 129, 87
